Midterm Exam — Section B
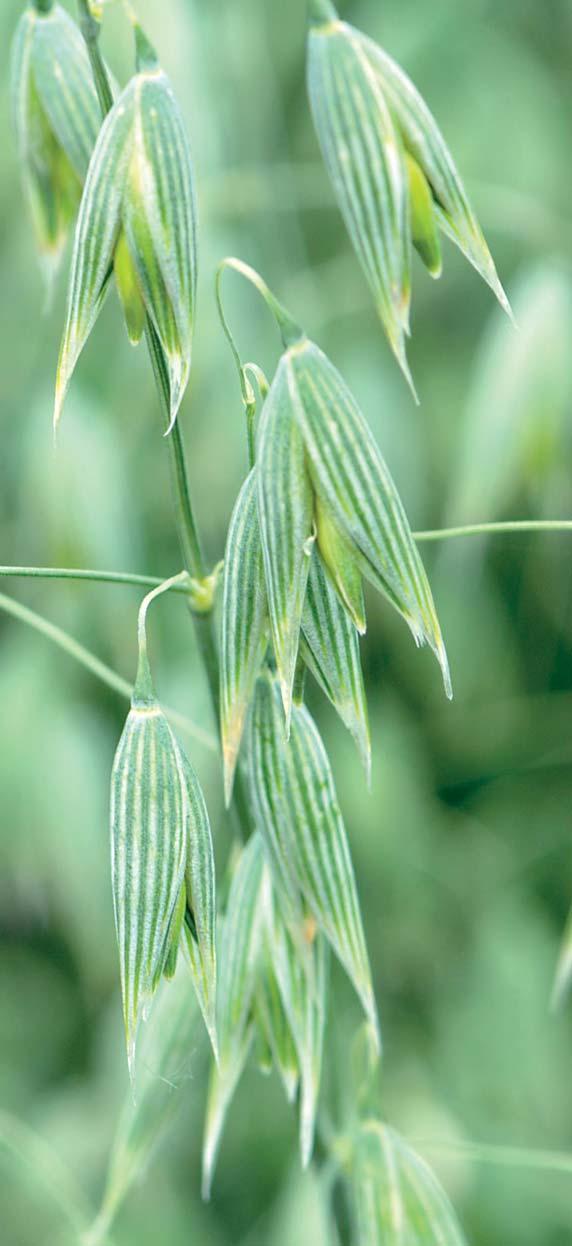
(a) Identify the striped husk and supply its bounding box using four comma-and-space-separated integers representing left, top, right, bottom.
351, 1121, 468, 1245
249, 673, 379, 1046
110, 701, 187, 1078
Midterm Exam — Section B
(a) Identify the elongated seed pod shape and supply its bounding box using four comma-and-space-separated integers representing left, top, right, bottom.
351, 1121, 468, 1245
55, 46, 197, 430
301, 551, 371, 780
249, 673, 379, 1047
202, 835, 267, 1199
266, 898, 328, 1168
283, 336, 451, 697
10, 3, 100, 288
220, 469, 268, 805
110, 694, 188, 1078
256, 359, 315, 725
307, 6, 411, 383
307, 3, 510, 389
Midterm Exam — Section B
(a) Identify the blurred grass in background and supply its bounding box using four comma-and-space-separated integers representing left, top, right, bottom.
1, 0, 572, 1242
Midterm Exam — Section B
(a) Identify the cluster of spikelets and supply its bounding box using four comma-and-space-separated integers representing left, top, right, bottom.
11, 0, 511, 1235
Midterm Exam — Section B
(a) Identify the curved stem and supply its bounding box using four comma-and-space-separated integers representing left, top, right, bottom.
216, 257, 304, 353
413, 519, 572, 542
0, 591, 215, 750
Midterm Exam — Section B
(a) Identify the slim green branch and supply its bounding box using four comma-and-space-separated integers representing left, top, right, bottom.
76, 0, 114, 116
0, 591, 215, 751
413, 519, 572, 542
414, 1137, 572, 1177
0, 566, 187, 592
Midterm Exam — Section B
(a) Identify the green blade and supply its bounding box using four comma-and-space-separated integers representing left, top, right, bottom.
351, 1121, 468, 1245
287, 339, 451, 698
220, 468, 268, 806
54, 82, 134, 427
301, 549, 371, 779
307, 14, 412, 386
249, 673, 379, 1046
110, 701, 188, 1078
202, 835, 267, 1199
359, 31, 511, 317
256, 354, 314, 725
124, 69, 198, 429
181, 753, 217, 1059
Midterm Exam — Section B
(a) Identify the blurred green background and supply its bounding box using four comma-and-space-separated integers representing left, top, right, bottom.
1, 0, 572, 1242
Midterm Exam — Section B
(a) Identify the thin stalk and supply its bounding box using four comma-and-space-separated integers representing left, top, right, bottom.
0, 591, 215, 751
414, 1138, 572, 1177
413, 519, 572, 542
146, 321, 252, 836
0, 566, 186, 592
76, 0, 114, 116
74, 7, 251, 834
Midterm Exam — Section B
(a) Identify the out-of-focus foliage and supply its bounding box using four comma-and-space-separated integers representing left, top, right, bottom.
1, 1, 572, 1244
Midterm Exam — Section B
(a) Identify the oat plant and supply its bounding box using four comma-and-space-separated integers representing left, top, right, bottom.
5, 2, 572, 1243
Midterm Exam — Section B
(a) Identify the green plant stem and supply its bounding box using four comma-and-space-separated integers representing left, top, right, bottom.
413, 519, 572, 542
76, 0, 114, 116
75, 8, 251, 836
145, 324, 252, 837
0, 566, 184, 591
0, 591, 215, 751
414, 1138, 572, 1177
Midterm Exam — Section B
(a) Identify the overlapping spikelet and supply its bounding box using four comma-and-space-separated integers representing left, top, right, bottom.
10, 2, 101, 292
307, 0, 511, 389
55, 26, 197, 430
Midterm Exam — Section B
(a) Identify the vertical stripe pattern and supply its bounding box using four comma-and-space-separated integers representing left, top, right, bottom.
308, 18, 411, 380
301, 549, 371, 779
352, 1121, 467, 1245
220, 468, 268, 805
55, 66, 198, 428
360, 32, 510, 316
55, 86, 134, 425
202, 836, 267, 1199
288, 340, 452, 698
249, 673, 379, 1045
256, 355, 314, 724
269, 899, 328, 1167
124, 70, 197, 427
110, 703, 188, 1077
181, 753, 217, 1056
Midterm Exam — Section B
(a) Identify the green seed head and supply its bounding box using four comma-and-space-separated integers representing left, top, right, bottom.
10, 4, 100, 294
314, 491, 366, 634
55, 57, 198, 432
405, 152, 442, 278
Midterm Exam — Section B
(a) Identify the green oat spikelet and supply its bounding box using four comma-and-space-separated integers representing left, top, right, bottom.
267, 897, 328, 1168
110, 574, 216, 1078
181, 751, 218, 1059
225, 261, 450, 699
307, 1, 412, 387
256, 353, 315, 727
249, 672, 379, 1048
287, 336, 452, 698
202, 835, 267, 1200
10, 1, 100, 295
220, 469, 268, 806
301, 551, 371, 781
220, 463, 371, 802
307, 1, 510, 389
351, 1121, 468, 1246
55, 22, 197, 431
